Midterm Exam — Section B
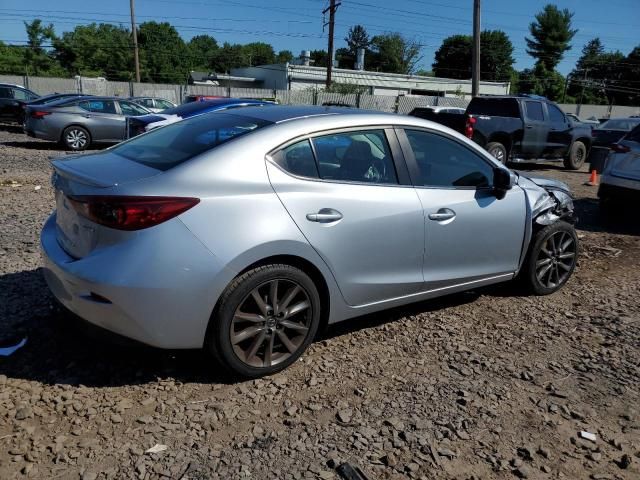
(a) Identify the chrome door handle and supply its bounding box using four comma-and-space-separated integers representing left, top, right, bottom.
428, 208, 456, 221
306, 208, 343, 223
83, 114, 92, 118
525, 125, 533, 129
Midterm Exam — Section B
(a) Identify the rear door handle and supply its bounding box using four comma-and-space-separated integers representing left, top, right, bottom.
82, 114, 92, 118
428, 208, 456, 221
525, 125, 534, 129
306, 208, 343, 223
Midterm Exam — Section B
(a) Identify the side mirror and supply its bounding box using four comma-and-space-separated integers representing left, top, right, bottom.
493, 168, 513, 200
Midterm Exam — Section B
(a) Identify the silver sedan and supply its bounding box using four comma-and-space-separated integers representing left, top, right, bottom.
41, 106, 578, 378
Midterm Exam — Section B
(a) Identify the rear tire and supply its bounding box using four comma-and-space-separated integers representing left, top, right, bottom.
62, 126, 90, 151
523, 221, 578, 295
486, 142, 508, 164
206, 264, 321, 379
563, 141, 587, 170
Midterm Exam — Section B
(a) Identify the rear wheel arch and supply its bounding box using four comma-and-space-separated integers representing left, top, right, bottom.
207, 254, 331, 343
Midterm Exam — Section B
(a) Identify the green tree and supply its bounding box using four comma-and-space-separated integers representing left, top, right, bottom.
516, 64, 565, 101
275, 50, 294, 63
0, 41, 26, 74
54, 23, 132, 80
187, 35, 218, 71
432, 30, 514, 81
621, 46, 640, 105
344, 25, 370, 57
138, 22, 189, 83
526, 4, 578, 70
213, 42, 246, 72
310, 49, 328, 68
368, 33, 421, 74
24, 19, 59, 75
432, 35, 470, 79
242, 42, 275, 66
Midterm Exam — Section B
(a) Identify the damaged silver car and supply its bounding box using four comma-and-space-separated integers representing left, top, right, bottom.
42, 107, 578, 378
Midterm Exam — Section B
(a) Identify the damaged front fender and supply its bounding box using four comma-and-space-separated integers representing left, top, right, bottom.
516, 172, 575, 225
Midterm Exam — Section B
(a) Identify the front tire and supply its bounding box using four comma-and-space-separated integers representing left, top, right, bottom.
486, 142, 508, 164
563, 141, 587, 170
62, 126, 90, 151
206, 264, 321, 378
523, 221, 578, 295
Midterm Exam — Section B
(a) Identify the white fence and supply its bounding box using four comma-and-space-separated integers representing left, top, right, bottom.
3, 75, 637, 117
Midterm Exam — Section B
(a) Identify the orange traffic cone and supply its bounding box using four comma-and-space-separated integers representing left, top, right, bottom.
584, 169, 598, 186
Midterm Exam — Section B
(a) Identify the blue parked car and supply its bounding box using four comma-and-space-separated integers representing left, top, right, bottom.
126, 98, 276, 138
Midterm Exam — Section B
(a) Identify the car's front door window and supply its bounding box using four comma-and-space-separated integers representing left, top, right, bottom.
404, 129, 494, 188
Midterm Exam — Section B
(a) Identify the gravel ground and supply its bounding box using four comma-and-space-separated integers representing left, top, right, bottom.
0, 127, 638, 480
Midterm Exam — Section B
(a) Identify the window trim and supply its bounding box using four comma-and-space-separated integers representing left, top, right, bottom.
266, 125, 413, 187
395, 127, 498, 191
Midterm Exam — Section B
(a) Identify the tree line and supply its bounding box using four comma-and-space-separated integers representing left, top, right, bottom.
0, 3, 638, 106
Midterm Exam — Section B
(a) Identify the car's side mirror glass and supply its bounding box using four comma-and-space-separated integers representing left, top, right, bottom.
493, 168, 513, 199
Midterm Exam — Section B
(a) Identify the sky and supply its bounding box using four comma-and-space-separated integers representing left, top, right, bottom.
1, 0, 638, 77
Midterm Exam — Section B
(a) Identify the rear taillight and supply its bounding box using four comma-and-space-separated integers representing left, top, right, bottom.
465, 116, 476, 139
68, 196, 200, 231
31, 110, 51, 119
610, 143, 630, 153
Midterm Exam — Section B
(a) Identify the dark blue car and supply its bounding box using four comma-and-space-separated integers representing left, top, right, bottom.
126, 98, 276, 138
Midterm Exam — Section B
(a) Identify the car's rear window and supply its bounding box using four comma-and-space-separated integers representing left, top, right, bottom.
467, 98, 520, 117
111, 112, 272, 171
599, 119, 640, 131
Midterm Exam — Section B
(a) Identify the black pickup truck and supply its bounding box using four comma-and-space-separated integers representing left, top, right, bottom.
409, 95, 593, 170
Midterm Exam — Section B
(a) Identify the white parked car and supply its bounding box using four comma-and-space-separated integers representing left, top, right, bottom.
129, 97, 176, 113
599, 124, 640, 206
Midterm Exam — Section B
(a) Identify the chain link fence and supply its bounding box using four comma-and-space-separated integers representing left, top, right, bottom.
3, 75, 637, 117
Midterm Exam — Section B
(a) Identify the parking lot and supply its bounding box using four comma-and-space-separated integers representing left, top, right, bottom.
0, 126, 638, 479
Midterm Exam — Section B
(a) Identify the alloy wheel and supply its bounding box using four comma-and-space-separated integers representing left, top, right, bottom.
66, 129, 87, 149
490, 147, 505, 162
230, 279, 312, 368
535, 230, 576, 289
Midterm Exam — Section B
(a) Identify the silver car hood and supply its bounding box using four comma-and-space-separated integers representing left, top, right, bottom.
515, 171, 574, 223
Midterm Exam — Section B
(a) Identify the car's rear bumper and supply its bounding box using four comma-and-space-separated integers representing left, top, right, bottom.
599, 173, 640, 195
40, 213, 230, 349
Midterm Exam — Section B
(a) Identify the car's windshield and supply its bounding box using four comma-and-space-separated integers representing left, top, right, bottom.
112, 112, 272, 171
599, 119, 640, 130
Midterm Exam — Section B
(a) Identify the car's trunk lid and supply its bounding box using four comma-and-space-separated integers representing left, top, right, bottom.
51, 151, 161, 258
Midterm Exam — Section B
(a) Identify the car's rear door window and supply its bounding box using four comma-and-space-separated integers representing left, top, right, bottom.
272, 140, 319, 178
111, 112, 272, 171
524, 101, 545, 122
311, 130, 398, 184
79, 100, 117, 114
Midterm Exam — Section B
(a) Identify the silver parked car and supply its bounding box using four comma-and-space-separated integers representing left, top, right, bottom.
41, 106, 578, 378
24, 96, 151, 151
129, 96, 177, 113
599, 124, 640, 206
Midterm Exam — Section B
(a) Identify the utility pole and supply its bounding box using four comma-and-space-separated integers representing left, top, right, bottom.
471, 0, 481, 97
324, 0, 340, 88
130, 0, 141, 83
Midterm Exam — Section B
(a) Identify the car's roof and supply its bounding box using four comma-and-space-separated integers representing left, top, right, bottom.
0, 83, 26, 88
218, 105, 384, 123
